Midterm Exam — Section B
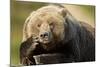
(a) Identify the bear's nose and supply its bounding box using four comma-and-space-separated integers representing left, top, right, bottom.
40, 32, 49, 38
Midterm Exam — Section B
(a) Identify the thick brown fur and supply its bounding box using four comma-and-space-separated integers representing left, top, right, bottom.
20, 5, 95, 66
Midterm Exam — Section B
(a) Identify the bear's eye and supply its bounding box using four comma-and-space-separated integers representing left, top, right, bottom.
49, 23, 54, 29
49, 22, 53, 26
37, 24, 41, 27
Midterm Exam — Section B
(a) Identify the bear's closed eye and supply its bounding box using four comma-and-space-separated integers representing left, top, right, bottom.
37, 24, 41, 27
49, 22, 54, 29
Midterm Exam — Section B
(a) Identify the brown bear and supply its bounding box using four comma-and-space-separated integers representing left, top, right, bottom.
20, 5, 95, 66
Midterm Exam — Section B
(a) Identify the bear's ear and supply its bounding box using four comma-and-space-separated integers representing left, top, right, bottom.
59, 8, 68, 18
59, 7, 78, 23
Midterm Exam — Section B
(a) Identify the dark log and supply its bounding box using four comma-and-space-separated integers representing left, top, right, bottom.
33, 53, 74, 65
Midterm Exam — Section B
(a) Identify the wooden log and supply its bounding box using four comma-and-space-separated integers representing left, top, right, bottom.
33, 53, 74, 65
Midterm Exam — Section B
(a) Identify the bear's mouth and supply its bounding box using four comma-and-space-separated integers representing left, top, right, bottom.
42, 40, 50, 44
39, 39, 51, 44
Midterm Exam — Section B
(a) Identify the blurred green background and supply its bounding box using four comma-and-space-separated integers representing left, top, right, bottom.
11, 0, 95, 66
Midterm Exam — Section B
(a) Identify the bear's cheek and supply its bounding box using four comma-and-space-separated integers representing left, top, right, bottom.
52, 26, 65, 42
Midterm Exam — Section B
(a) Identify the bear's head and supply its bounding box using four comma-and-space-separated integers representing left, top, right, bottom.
22, 5, 76, 50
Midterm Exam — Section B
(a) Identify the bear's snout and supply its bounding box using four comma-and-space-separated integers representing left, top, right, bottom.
39, 32, 51, 44
40, 32, 49, 39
